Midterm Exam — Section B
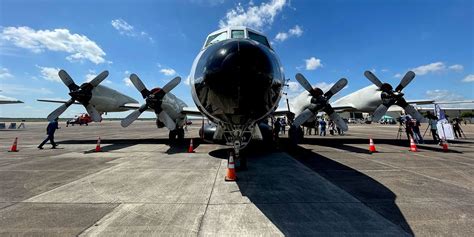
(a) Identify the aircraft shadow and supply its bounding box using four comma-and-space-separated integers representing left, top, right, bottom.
59, 138, 202, 154
300, 137, 465, 154
231, 140, 414, 236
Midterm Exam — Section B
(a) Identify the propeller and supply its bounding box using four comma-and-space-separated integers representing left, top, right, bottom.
293, 73, 348, 131
364, 70, 423, 122
47, 70, 108, 122
121, 74, 180, 129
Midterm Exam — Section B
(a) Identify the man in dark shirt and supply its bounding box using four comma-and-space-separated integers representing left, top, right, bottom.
38, 118, 60, 149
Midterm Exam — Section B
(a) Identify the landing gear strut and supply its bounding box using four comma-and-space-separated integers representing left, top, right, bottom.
169, 127, 185, 144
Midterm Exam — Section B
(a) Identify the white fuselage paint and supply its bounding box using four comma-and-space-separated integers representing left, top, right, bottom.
290, 85, 383, 121
88, 85, 138, 112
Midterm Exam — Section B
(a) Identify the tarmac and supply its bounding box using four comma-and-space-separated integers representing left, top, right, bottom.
0, 121, 473, 236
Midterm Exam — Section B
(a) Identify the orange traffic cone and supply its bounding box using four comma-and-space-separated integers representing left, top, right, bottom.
225, 153, 237, 181
441, 139, 449, 152
188, 139, 195, 153
95, 137, 101, 152
369, 138, 377, 153
409, 137, 418, 152
9, 137, 19, 152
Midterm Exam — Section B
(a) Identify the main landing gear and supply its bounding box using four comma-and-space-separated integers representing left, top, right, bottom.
169, 127, 185, 143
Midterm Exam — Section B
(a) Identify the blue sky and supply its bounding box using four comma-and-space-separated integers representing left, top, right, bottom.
0, 0, 472, 118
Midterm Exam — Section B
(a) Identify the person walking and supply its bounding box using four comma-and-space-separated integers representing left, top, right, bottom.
38, 118, 60, 149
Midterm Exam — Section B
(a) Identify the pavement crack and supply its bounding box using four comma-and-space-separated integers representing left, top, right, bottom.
196, 158, 222, 236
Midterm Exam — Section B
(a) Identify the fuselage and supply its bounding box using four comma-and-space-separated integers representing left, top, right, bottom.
190, 27, 284, 129
89, 85, 138, 112
290, 84, 383, 122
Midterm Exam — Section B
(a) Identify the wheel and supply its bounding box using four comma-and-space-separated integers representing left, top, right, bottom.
289, 125, 303, 144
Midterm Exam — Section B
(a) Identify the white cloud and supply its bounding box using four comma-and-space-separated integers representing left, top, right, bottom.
426, 89, 464, 101
394, 73, 402, 78
0, 67, 13, 79
448, 64, 463, 72
305, 57, 322, 70
274, 32, 288, 42
111, 19, 153, 42
219, 0, 287, 30
123, 77, 133, 87
410, 62, 445, 75
1, 26, 106, 64
287, 81, 300, 92
289, 25, 303, 37
160, 68, 176, 76
0, 83, 53, 95
111, 19, 134, 34
274, 25, 303, 42
37, 66, 60, 82
381, 69, 389, 73
462, 74, 474, 83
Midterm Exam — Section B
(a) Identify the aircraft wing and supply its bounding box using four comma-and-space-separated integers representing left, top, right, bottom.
120, 103, 141, 110
332, 104, 357, 112
37, 99, 80, 104
181, 107, 203, 117
0, 97, 23, 104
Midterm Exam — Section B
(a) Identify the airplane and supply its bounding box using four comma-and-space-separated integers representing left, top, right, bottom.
0, 91, 23, 104
285, 70, 474, 140
38, 70, 139, 122
121, 26, 293, 163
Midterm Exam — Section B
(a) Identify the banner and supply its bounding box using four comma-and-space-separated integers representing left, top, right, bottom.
437, 123, 455, 140
434, 104, 447, 123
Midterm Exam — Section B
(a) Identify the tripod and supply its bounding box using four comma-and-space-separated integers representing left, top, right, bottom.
396, 125, 404, 140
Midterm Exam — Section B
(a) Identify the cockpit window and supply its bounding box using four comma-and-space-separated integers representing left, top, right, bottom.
231, 30, 245, 39
248, 31, 270, 48
205, 31, 227, 47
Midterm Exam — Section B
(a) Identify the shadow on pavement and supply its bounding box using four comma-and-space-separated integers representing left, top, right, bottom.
230, 139, 414, 236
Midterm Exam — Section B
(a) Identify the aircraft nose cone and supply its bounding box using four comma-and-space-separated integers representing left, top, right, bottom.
194, 39, 283, 125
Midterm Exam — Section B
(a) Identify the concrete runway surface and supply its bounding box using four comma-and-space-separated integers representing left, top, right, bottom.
0, 121, 473, 236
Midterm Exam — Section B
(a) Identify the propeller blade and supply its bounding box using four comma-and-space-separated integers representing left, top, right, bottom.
85, 104, 101, 122
402, 104, 424, 122
295, 73, 314, 93
130, 74, 151, 98
293, 108, 315, 127
324, 78, 348, 99
158, 110, 176, 130
395, 71, 415, 92
328, 111, 348, 132
162, 76, 181, 93
88, 70, 108, 87
58, 70, 79, 91
364, 71, 384, 88
372, 104, 389, 122
121, 104, 148, 127
47, 98, 75, 121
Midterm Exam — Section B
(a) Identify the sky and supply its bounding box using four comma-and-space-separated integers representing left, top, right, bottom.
0, 0, 473, 118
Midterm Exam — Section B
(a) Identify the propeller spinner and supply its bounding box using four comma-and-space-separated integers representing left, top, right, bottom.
364, 70, 423, 122
292, 73, 348, 131
47, 70, 108, 122
121, 74, 181, 129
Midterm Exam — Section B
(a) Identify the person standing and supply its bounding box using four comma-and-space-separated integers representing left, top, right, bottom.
319, 119, 327, 136
452, 117, 462, 139
412, 119, 424, 144
404, 116, 414, 141
273, 118, 281, 141
38, 118, 60, 149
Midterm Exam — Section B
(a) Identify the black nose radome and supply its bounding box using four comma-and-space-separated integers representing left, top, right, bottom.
194, 39, 283, 125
